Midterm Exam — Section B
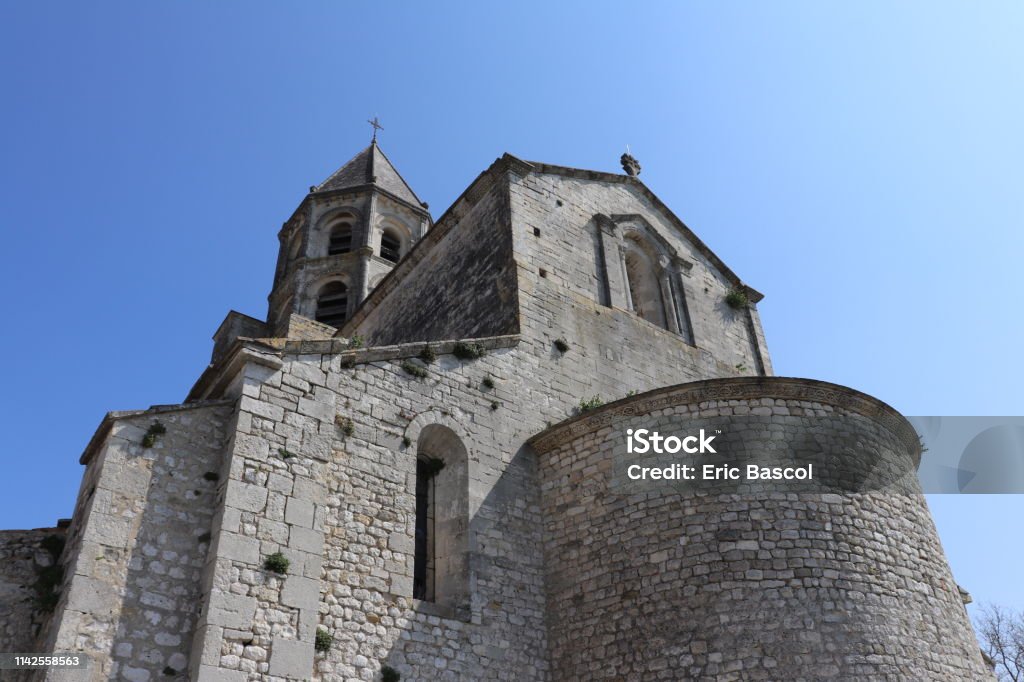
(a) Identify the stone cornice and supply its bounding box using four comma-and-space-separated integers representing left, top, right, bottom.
527, 376, 920, 458
186, 333, 522, 402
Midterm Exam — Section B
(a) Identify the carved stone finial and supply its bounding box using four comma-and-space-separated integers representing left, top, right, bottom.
620, 152, 641, 177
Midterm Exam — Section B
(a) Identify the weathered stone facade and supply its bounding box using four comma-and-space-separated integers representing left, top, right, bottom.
1, 145, 990, 680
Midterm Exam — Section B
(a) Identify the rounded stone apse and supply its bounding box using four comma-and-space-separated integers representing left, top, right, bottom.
529, 377, 990, 681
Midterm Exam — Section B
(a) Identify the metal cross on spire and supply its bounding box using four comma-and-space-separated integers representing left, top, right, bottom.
367, 116, 384, 141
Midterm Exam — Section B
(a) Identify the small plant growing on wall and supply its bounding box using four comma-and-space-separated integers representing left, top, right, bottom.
401, 360, 428, 378
725, 288, 749, 310
578, 396, 604, 413
334, 415, 355, 437
314, 628, 333, 653
141, 421, 167, 448
490, 401, 500, 411
348, 334, 364, 349
418, 345, 437, 364
402, 436, 411, 448
482, 376, 495, 389
554, 338, 569, 353
263, 552, 289, 574
452, 341, 486, 360
421, 457, 445, 479
278, 448, 295, 460
380, 665, 401, 682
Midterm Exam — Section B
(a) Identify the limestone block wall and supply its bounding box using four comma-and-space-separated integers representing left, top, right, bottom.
0, 528, 65, 655
531, 377, 990, 681
187, 355, 333, 682
187, 338, 550, 681
36, 402, 232, 681
349, 175, 520, 347
509, 168, 771, 376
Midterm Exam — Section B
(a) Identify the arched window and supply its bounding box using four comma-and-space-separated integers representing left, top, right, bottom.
624, 242, 667, 329
379, 229, 401, 263
413, 425, 469, 616
328, 222, 352, 255
314, 281, 348, 327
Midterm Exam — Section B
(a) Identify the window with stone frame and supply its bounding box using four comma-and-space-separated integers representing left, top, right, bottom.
412, 425, 470, 618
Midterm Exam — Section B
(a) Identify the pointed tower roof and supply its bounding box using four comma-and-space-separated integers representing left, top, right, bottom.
314, 141, 424, 208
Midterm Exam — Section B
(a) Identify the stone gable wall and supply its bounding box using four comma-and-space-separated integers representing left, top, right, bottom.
509, 171, 771, 377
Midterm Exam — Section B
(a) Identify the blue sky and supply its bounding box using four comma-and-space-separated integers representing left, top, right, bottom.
1, 2, 1021, 616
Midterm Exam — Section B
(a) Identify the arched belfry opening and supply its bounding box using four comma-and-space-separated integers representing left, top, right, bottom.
327, 220, 353, 255
314, 280, 349, 327
380, 227, 402, 263
413, 424, 470, 616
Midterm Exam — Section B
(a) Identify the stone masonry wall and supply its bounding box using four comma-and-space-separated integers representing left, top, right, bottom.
36, 402, 232, 682
0, 528, 65, 655
532, 378, 991, 680
187, 293, 759, 682
352, 177, 520, 347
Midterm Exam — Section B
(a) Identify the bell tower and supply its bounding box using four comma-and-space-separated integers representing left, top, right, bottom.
267, 132, 431, 336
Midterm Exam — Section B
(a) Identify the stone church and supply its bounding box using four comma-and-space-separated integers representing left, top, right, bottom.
0, 139, 992, 681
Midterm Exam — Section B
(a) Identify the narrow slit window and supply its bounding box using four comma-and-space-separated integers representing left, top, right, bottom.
413, 457, 435, 601
411, 425, 469, 617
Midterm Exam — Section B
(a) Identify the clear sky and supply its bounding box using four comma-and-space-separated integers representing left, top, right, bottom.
2, 2, 1021, 618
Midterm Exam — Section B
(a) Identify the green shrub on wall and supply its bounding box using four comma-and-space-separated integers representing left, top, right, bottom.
315, 628, 333, 653
263, 552, 289, 574
725, 289, 749, 310
452, 341, 486, 360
